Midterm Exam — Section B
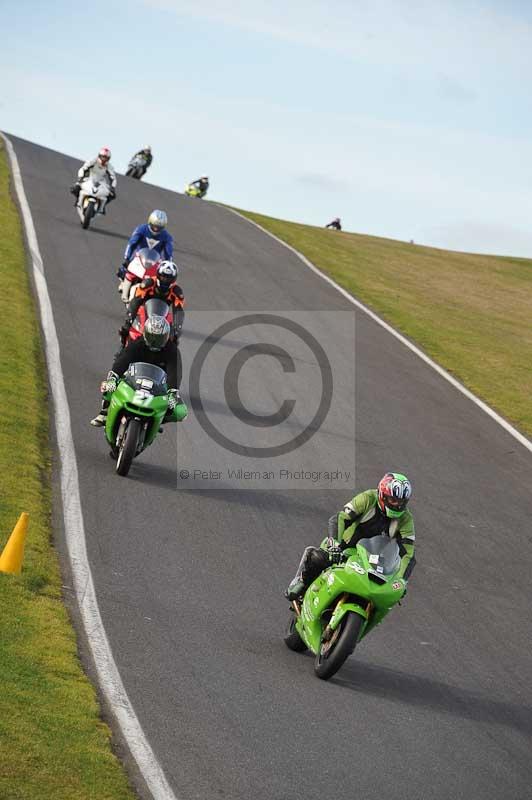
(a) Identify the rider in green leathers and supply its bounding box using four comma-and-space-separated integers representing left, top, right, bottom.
286, 472, 416, 600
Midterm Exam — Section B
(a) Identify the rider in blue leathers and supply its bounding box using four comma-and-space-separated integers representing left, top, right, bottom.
118, 210, 173, 277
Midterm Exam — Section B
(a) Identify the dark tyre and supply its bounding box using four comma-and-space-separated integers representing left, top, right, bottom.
314, 612, 364, 680
82, 202, 95, 229
284, 615, 307, 652
116, 418, 141, 476
126, 168, 133, 177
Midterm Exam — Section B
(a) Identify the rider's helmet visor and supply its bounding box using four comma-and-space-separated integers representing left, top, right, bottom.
384, 495, 407, 512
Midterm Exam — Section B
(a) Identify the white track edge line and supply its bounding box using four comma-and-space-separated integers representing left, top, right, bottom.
223, 206, 532, 455
1, 133, 181, 800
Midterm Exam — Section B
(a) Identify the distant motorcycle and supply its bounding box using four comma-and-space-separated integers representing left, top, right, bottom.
126, 154, 149, 179
76, 177, 111, 229
184, 183, 206, 199
118, 247, 161, 304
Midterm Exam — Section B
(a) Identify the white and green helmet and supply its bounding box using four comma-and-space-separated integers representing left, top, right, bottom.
143, 315, 170, 351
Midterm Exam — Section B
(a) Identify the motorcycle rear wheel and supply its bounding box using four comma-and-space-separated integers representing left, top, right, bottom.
82, 202, 95, 229
314, 611, 364, 680
284, 615, 307, 652
116, 418, 141, 476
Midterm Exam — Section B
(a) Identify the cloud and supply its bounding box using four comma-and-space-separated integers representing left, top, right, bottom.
294, 173, 348, 192
426, 221, 532, 258
436, 76, 477, 104
5, 60, 532, 257
143, 0, 532, 81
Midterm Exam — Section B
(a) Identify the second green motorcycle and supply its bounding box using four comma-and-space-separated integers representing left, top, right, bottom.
102, 362, 187, 477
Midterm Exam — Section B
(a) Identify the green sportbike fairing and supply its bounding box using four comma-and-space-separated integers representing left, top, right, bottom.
103, 362, 187, 477
184, 183, 205, 198
284, 535, 407, 680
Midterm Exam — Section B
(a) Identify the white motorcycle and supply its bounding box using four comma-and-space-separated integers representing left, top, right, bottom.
118, 247, 161, 304
126, 154, 149, 179
76, 177, 111, 229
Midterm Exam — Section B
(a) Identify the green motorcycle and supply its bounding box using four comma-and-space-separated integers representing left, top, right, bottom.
103, 362, 187, 477
184, 183, 205, 199
284, 535, 407, 680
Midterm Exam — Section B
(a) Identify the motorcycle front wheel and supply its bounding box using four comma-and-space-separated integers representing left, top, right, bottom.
82, 202, 95, 229
314, 611, 364, 680
116, 418, 141, 476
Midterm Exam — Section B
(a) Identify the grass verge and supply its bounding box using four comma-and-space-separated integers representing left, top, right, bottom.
0, 142, 137, 799
238, 209, 532, 437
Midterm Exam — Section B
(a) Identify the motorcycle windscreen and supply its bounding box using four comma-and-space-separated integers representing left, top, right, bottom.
129, 248, 161, 279
138, 248, 161, 270
144, 298, 171, 318
123, 362, 168, 396
132, 300, 170, 333
357, 535, 401, 575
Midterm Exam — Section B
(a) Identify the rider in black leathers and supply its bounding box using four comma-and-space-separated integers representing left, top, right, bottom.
90, 316, 182, 427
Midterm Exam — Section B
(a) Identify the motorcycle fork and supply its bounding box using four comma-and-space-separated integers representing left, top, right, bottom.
137, 421, 148, 453
115, 415, 128, 448
116, 417, 148, 454
291, 600, 301, 617
322, 594, 372, 642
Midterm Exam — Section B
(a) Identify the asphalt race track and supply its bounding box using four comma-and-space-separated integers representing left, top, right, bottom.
9, 134, 532, 800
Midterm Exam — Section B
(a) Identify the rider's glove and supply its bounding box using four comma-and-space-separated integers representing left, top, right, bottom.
100, 371, 119, 394
117, 259, 129, 278
100, 377, 117, 394
326, 537, 343, 564
167, 389, 179, 410
119, 325, 130, 340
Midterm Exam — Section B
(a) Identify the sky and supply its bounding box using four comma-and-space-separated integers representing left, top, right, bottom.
2, 0, 532, 256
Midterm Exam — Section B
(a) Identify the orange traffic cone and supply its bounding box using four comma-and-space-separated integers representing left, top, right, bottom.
0, 512, 29, 575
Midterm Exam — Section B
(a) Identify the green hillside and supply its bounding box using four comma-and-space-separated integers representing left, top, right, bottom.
239, 209, 532, 438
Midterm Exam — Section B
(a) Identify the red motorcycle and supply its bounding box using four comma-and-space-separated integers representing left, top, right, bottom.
124, 297, 176, 348
119, 247, 161, 304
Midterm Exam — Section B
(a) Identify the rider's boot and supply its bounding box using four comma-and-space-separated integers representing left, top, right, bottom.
285, 577, 306, 601
70, 183, 81, 207
285, 547, 313, 600
285, 546, 329, 600
162, 389, 186, 423
121, 278, 133, 303
90, 399, 109, 427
